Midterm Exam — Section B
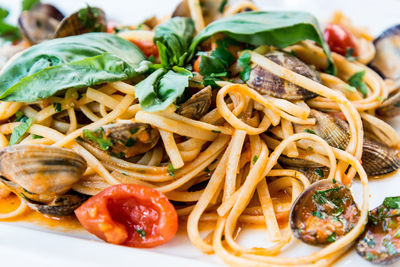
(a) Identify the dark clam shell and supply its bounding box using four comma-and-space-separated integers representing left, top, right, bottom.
81, 122, 160, 159
246, 51, 320, 100
54, 7, 107, 38
25, 191, 89, 216
362, 138, 400, 177
18, 3, 64, 44
370, 24, 400, 81
356, 197, 400, 264
290, 180, 360, 246
290, 166, 330, 184
376, 91, 400, 117
177, 86, 212, 120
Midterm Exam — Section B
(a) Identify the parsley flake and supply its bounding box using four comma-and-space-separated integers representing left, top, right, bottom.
135, 227, 146, 239
252, 155, 258, 164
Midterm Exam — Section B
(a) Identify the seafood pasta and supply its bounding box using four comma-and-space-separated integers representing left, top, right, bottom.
1, 0, 400, 266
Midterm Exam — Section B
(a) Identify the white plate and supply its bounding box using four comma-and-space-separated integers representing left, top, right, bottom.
1, 0, 400, 266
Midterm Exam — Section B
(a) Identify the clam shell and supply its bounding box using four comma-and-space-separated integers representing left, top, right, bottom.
25, 191, 88, 216
376, 90, 400, 117
362, 138, 400, 177
177, 86, 212, 120
278, 155, 323, 168
290, 180, 360, 246
312, 110, 350, 149
246, 51, 320, 100
54, 7, 107, 38
291, 166, 330, 183
81, 122, 160, 158
0, 145, 86, 198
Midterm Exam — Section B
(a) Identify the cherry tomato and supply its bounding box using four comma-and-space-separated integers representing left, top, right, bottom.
193, 56, 201, 73
324, 23, 358, 57
75, 184, 178, 248
130, 40, 158, 58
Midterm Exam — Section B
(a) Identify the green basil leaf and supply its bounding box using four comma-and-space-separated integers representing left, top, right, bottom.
0, 7, 21, 43
348, 70, 367, 98
238, 51, 251, 82
135, 68, 192, 111
9, 117, 34, 145
190, 11, 336, 74
383, 196, 400, 209
0, 33, 149, 102
199, 55, 226, 76
154, 17, 195, 68
0, 7, 9, 20
22, 0, 40, 11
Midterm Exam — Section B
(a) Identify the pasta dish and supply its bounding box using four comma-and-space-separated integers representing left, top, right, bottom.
0, 0, 400, 265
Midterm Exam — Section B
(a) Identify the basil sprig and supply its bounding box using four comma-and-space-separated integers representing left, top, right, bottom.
0, 33, 149, 102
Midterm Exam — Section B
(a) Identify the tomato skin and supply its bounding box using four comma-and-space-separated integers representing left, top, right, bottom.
324, 23, 358, 57
75, 184, 178, 248
130, 40, 159, 58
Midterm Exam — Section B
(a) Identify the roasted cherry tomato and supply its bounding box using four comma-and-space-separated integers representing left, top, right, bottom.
75, 184, 178, 248
324, 23, 358, 57
130, 40, 158, 58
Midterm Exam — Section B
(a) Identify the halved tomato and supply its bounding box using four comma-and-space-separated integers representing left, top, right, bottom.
75, 184, 178, 248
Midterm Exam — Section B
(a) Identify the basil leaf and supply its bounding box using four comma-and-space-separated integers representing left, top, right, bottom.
238, 51, 251, 82
199, 39, 235, 77
135, 68, 192, 111
199, 55, 226, 76
9, 117, 34, 145
0, 7, 20, 43
154, 17, 195, 68
22, 0, 40, 11
348, 70, 367, 98
190, 11, 336, 74
0, 33, 149, 102
383, 196, 400, 209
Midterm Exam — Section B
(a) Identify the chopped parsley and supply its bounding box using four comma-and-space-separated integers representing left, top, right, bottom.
9, 117, 34, 145
211, 130, 221, 133
53, 102, 62, 112
304, 128, 316, 134
82, 128, 113, 151
125, 137, 136, 147
311, 210, 324, 219
32, 134, 43, 139
332, 178, 337, 184
345, 47, 355, 61
237, 51, 251, 82
326, 232, 336, 243
348, 70, 368, 98
365, 252, 376, 261
14, 110, 26, 122
204, 167, 211, 173
218, 0, 228, 13
135, 227, 146, 239
168, 163, 177, 177
315, 167, 324, 178
252, 155, 258, 164
78, 5, 103, 32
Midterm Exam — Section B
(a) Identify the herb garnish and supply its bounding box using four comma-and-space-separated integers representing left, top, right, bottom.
32, 134, 43, 139
168, 164, 177, 177
238, 51, 252, 82
315, 167, 324, 178
135, 227, 146, 239
348, 70, 368, 98
345, 47, 355, 61
218, 0, 228, 13
211, 130, 221, 133
53, 102, 62, 112
82, 128, 113, 151
326, 232, 336, 243
311, 210, 324, 219
383, 196, 400, 209
9, 117, 34, 145
252, 155, 258, 164
22, 0, 40, 11
0, 7, 20, 43
304, 128, 316, 134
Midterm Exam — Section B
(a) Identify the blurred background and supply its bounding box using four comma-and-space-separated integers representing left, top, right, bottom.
1, 0, 400, 36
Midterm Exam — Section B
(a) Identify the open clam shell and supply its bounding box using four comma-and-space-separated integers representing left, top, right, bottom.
289, 180, 360, 245
177, 86, 212, 120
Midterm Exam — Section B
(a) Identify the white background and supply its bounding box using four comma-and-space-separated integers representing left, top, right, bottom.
1, 0, 400, 266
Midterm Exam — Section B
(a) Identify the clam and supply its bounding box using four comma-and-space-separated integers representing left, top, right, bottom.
312, 110, 400, 177
18, 3, 64, 44
369, 24, 400, 82
0, 144, 87, 216
246, 51, 320, 100
278, 155, 323, 168
177, 86, 212, 120
312, 110, 350, 149
81, 122, 160, 158
0, 144, 86, 201
290, 179, 360, 245
356, 196, 400, 264
362, 137, 400, 177
54, 6, 107, 38
376, 90, 400, 117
